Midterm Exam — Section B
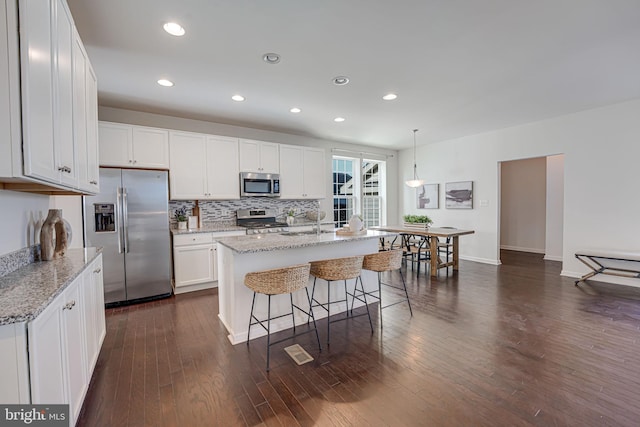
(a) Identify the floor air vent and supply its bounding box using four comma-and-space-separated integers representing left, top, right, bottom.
284, 344, 314, 365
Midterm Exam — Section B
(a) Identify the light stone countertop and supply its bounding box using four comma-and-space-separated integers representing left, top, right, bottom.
0, 248, 101, 326
217, 230, 397, 254
171, 222, 246, 235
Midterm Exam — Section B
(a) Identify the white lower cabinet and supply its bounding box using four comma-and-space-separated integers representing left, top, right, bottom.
22, 254, 105, 426
173, 231, 244, 294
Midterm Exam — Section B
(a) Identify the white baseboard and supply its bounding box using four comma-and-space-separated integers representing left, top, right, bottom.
500, 245, 545, 254
544, 255, 563, 262
460, 255, 501, 265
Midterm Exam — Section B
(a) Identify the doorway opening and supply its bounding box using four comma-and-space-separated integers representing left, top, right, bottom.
498, 155, 564, 265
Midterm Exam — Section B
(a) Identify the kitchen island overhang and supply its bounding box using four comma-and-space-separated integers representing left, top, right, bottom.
216, 230, 397, 345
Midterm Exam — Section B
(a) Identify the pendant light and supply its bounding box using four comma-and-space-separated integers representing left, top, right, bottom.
405, 129, 425, 187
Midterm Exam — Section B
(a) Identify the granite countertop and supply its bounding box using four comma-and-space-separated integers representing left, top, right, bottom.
217, 230, 397, 254
171, 222, 246, 235
0, 248, 101, 326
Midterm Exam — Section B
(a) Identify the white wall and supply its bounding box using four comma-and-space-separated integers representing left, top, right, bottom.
99, 107, 400, 225
545, 155, 564, 261
49, 195, 84, 249
400, 98, 640, 285
0, 190, 50, 256
500, 157, 547, 254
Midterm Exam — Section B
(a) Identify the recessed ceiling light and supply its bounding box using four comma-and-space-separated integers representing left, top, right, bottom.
163, 22, 185, 36
231, 95, 245, 102
262, 53, 281, 64
333, 76, 350, 86
382, 93, 397, 100
334, 117, 345, 122
157, 79, 174, 87
290, 107, 301, 113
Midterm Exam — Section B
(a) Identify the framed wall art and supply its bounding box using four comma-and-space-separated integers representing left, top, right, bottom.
417, 183, 439, 209
445, 181, 473, 209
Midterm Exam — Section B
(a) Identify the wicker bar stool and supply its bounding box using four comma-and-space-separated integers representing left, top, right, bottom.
245, 263, 320, 371
308, 255, 373, 344
351, 249, 412, 329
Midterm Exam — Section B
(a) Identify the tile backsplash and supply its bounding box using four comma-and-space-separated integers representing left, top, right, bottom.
168, 199, 320, 224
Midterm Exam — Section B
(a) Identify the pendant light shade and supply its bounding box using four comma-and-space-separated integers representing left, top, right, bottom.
405, 129, 425, 188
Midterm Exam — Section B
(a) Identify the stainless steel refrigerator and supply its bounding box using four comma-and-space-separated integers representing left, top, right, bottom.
83, 168, 172, 305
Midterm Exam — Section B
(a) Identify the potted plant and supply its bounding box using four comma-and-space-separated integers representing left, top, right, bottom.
175, 208, 188, 229
286, 209, 296, 225
403, 214, 433, 229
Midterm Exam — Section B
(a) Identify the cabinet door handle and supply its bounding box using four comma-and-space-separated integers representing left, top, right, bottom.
63, 300, 76, 310
129, 160, 133, 163
133, 160, 137, 164
94, 268, 101, 273
65, 166, 72, 173
90, 180, 98, 185
58, 166, 66, 171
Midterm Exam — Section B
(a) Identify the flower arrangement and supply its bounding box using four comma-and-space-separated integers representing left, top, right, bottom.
174, 208, 188, 222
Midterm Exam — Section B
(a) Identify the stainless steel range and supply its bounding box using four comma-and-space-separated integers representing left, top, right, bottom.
236, 209, 288, 235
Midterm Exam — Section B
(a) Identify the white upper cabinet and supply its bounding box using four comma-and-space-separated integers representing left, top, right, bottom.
84, 63, 99, 192
73, 27, 99, 193
169, 131, 239, 200
19, 0, 57, 183
239, 139, 279, 173
279, 144, 326, 199
169, 131, 208, 199
1, 0, 98, 194
98, 122, 169, 169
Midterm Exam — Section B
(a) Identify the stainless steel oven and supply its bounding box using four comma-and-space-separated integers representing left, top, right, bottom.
240, 172, 280, 197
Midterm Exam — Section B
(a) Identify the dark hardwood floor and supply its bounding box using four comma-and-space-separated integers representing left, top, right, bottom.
77, 250, 640, 426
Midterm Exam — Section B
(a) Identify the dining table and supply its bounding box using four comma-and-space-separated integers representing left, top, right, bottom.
370, 225, 475, 277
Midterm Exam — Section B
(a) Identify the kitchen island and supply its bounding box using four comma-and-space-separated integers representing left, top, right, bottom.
216, 230, 396, 344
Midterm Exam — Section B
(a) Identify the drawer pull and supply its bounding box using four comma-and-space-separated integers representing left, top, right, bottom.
89, 180, 98, 185
63, 300, 76, 310
94, 268, 101, 274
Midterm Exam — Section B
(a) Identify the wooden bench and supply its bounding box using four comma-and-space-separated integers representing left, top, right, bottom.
574, 250, 640, 286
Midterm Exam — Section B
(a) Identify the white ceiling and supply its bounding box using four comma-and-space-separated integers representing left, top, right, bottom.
67, 0, 640, 149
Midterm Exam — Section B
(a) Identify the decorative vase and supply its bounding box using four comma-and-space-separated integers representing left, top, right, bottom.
286, 215, 295, 226
40, 209, 69, 261
348, 215, 364, 232
178, 221, 187, 230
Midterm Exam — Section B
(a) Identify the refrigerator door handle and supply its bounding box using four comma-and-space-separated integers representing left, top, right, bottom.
116, 187, 123, 254
123, 187, 130, 253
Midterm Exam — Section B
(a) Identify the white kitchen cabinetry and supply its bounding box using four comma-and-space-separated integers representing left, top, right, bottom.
73, 28, 99, 193
98, 122, 170, 169
27, 254, 105, 426
0, 323, 30, 403
173, 231, 245, 294
0, 0, 99, 194
82, 256, 106, 374
279, 144, 326, 199
169, 132, 239, 200
239, 139, 279, 173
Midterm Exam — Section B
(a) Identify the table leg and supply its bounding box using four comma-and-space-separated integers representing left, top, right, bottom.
430, 236, 438, 277
452, 236, 460, 271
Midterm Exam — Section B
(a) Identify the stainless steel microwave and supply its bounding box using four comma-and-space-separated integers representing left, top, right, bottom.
240, 172, 280, 197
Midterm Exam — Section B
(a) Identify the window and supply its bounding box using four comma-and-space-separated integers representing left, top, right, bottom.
332, 156, 386, 228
